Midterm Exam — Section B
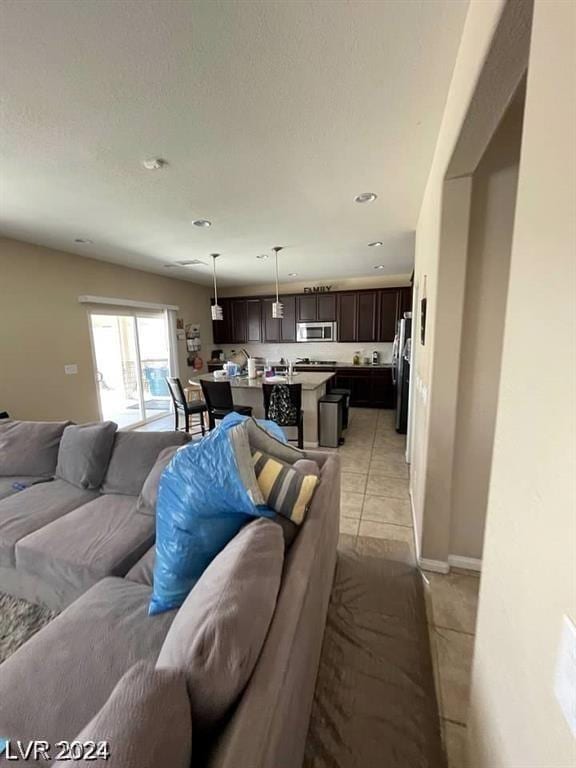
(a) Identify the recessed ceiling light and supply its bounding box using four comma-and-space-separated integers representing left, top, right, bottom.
354, 192, 378, 204
74, 238, 92, 244
192, 219, 212, 228
256, 254, 269, 260
142, 158, 168, 171
368, 241, 383, 247
374, 264, 385, 270
288, 272, 298, 277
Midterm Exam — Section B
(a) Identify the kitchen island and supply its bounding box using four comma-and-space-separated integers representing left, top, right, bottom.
197, 371, 335, 447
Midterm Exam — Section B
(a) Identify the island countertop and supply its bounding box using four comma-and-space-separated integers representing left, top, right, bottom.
198, 371, 335, 391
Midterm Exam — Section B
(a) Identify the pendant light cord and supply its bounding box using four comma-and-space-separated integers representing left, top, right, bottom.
273, 246, 282, 303
212, 254, 219, 305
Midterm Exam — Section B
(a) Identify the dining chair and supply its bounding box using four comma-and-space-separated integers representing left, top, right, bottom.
165, 377, 208, 436
262, 382, 304, 449
200, 379, 253, 431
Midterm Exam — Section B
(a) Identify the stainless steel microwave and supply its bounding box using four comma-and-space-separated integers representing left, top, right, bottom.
296, 321, 337, 342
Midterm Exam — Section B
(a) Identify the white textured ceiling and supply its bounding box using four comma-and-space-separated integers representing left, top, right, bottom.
0, 0, 468, 286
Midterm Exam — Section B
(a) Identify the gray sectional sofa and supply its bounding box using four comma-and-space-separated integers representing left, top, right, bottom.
0, 420, 189, 610
0, 419, 340, 768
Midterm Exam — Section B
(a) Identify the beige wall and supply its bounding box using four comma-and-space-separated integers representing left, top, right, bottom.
468, 1, 576, 764
450, 96, 523, 559
0, 238, 214, 423
411, 0, 517, 563
219, 273, 412, 297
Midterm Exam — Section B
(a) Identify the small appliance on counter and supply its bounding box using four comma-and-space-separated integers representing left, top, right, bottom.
372, 350, 380, 365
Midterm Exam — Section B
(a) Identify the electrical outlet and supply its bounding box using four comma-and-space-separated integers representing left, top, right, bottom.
554, 614, 576, 737
64, 364, 78, 375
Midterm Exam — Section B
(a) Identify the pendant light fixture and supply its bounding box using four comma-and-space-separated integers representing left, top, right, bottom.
211, 254, 223, 321
272, 246, 284, 319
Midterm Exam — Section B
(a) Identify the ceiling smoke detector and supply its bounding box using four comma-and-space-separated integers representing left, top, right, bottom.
256, 254, 269, 260
354, 192, 378, 204
192, 219, 212, 228
74, 238, 92, 244
374, 264, 385, 270
368, 241, 383, 247
288, 272, 298, 277
142, 158, 168, 171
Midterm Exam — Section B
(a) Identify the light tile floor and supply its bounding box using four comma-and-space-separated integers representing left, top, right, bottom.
139, 406, 480, 766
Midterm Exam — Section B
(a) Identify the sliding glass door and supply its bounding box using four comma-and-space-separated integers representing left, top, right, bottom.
90, 311, 171, 427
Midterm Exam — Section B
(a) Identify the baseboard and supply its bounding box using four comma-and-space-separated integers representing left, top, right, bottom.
448, 555, 482, 573
418, 558, 450, 574
408, 487, 421, 562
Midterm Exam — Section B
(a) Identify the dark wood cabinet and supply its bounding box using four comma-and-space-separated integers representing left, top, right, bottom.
399, 286, 413, 318
262, 298, 281, 342
378, 289, 399, 342
211, 286, 410, 346
280, 295, 297, 342
357, 291, 378, 342
296, 293, 336, 323
230, 299, 247, 343
337, 293, 357, 342
371, 368, 395, 408
296, 294, 317, 322
317, 293, 336, 322
330, 366, 395, 409
246, 299, 262, 342
211, 298, 232, 345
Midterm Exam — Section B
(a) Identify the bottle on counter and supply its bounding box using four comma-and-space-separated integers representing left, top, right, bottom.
353, 351, 361, 365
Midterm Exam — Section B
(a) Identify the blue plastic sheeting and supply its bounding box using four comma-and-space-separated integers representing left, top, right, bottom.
149, 413, 286, 615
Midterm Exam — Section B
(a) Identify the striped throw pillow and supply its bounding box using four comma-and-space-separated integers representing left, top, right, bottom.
252, 451, 319, 525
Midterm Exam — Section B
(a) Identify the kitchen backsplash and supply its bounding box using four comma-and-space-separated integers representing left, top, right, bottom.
219, 342, 394, 365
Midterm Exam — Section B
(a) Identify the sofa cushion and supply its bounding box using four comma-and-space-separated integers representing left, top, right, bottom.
0, 577, 176, 747
55, 421, 117, 489
102, 431, 189, 496
137, 445, 180, 515
0, 479, 98, 567
0, 420, 71, 477
67, 662, 192, 768
252, 450, 319, 525
0, 476, 52, 501
16, 495, 155, 601
156, 517, 284, 731
126, 546, 155, 586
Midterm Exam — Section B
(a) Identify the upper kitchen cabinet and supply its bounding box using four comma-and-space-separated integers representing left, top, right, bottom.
245, 298, 262, 343
296, 293, 337, 323
317, 293, 336, 322
296, 294, 317, 322
357, 291, 378, 342
337, 292, 357, 341
212, 297, 232, 345
280, 295, 297, 342
398, 286, 413, 318
230, 299, 248, 343
378, 289, 399, 342
262, 297, 281, 342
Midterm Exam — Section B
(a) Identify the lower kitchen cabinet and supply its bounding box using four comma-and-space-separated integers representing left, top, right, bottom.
330, 367, 395, 409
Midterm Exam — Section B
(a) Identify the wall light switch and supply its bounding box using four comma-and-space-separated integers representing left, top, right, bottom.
554, 614, 576, 738
64, 364, 78, 375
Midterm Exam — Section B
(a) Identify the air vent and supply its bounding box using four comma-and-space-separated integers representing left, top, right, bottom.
165, 259, 208, 268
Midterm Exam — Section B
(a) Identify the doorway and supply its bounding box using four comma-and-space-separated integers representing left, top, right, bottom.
90, 311, 171, 428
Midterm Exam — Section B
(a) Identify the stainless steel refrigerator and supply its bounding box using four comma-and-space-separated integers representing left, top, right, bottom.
392, 313, 412, 433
